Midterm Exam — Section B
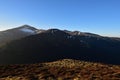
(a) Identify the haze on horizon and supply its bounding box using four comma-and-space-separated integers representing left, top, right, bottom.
0, 0, 120, 37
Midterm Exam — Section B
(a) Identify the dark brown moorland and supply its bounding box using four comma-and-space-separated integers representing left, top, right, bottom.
0, 59, 120, 80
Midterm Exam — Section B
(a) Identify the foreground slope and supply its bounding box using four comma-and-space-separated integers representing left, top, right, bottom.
1, 59, 120, 80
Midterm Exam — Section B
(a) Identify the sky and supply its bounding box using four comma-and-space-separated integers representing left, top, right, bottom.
0, 0, 120, 37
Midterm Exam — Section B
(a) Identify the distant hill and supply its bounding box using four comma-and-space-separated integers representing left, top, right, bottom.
1, 59, 120, 80
0, 25, 120, 64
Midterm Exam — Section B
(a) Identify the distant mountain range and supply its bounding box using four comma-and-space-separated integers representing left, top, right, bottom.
0, 25, 120, 64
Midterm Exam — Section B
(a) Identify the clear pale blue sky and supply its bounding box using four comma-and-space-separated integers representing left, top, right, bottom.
0, 0, 120, 37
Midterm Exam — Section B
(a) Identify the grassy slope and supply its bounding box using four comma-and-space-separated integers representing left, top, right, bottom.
0, 59, 120, 80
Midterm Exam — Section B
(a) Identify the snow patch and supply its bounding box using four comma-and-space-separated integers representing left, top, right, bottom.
20, 28, 35, 33
78, 32, 81, 35
51, 30, 57, 33
51, 30, 54, 34
67, 36, 72, 39
37, 30, 43, 33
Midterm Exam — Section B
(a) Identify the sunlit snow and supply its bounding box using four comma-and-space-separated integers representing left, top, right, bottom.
20, 28, 35, 33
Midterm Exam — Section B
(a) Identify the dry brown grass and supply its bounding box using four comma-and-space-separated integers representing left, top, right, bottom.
0, 59, 120, 80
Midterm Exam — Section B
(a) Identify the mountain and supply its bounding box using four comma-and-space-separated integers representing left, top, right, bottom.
0, 28, 89, 64
1, 59, 120, 80
0, 25, 120, 64
0, 25, 38, 46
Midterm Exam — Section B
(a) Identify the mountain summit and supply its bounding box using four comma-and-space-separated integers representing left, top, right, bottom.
0, 25, 38, 46
17, 25, 38, 32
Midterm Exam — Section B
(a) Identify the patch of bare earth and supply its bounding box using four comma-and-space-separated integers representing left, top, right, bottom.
1, 59, 120, 80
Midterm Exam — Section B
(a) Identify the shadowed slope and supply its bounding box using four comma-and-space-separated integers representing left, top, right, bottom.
0, 29, 89, 64
0, 28, 120, 64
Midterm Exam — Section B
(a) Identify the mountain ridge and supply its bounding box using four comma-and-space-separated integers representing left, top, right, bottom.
0, 25, 120, 64
1, 24, 120, 38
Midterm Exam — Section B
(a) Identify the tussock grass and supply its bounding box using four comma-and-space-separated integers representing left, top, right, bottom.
0, 59, 120, 80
